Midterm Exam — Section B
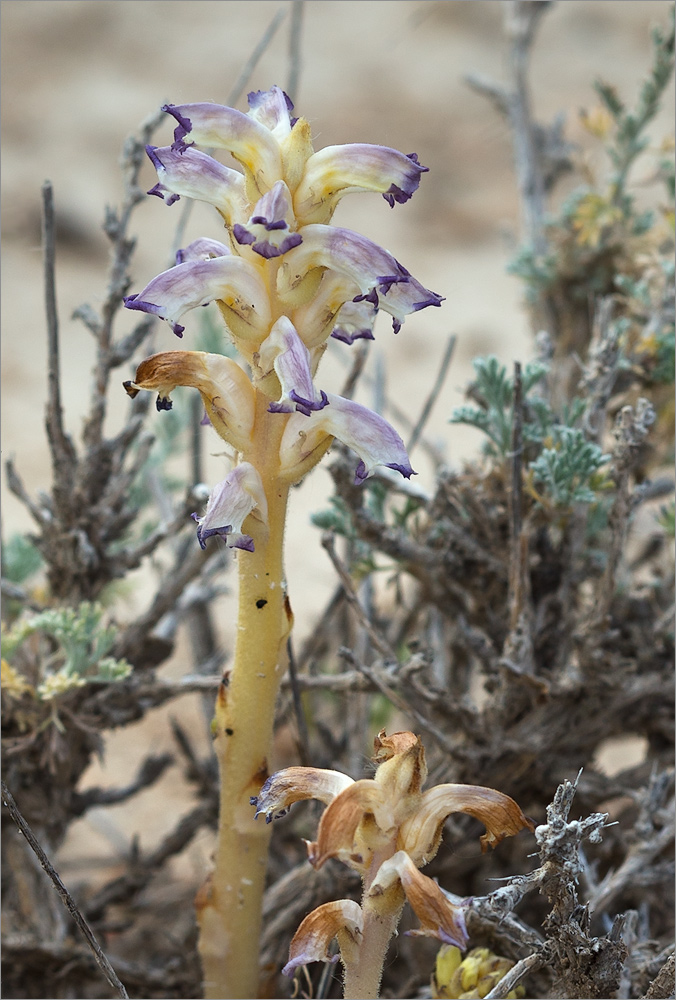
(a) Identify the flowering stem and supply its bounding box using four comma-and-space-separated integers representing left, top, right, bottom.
342, 905, 401, 1000
343, 848, 404, 1000
197, 393, 291, 1000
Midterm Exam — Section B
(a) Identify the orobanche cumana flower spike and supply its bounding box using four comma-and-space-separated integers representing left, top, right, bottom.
123, 87, 443, 999
253, 731, 534, 1000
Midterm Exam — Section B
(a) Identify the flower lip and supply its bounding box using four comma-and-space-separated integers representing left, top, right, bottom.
175, 237, 231, 265
123, 294, 185, 338
191, 463, 267, 553
251, 766, 355, 824
278, 225, 444, 335
233, 225, 302, 259
331, 298, 378, 345
248, 86, 294, 116
382, 152, 430, 207
247, 86, 295, 134
269, 388, 329, 418
258, 317, 329, 417
233, 181, 302, 259
161, 104, 196, 151
281, 899, 363, 978
146, 146, 181, 205
123, 256, 270, 341
331, 326, 376, 345
354, 458, 414, 485
144, 144, 246, 222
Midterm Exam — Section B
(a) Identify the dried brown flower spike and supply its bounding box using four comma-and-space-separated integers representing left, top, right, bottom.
252, 730, 534, 999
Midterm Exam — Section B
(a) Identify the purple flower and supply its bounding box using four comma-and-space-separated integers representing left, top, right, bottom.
124, 257, 270, 340
233, 181, 302, 259
161, 99, 284, 193
294, 144, 429, 224
175, 238, 231, 265
330, 298, 378, 345
246, 86, 295, 137
278, 225, 444, 334
279, 393, 416, 485
145, 145, 246, 224
192, 462, 267, 552
258, 318, 329, 416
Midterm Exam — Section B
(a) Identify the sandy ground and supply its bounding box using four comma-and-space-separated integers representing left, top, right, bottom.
1, 0, 673, 874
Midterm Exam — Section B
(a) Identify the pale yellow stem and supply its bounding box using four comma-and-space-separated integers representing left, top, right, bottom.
342, 903, 402, 1000
342, 843, 404, 1000
197, 392, 291, 999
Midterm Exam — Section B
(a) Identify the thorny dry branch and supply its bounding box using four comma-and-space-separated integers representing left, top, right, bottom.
2, 2, 674, 998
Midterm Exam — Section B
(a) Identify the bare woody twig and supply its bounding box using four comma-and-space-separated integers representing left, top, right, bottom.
406, 332, 456, 456
508, 360, 524, 629
339, 648, 460, 757
465, 1, 554, 252
42, 182, 77, 505
502, 0, 551, 251
1, 781, 129, 1000
640, 954, 676, 1000
321, 531, 396, 661
286, 637, 311, 765
287, 0, 305, 104
72, 753, 174, 815
82, 801, 216, 923
485, 952, 544, 999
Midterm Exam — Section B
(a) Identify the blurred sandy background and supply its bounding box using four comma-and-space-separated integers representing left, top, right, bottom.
1, 1, 673, 877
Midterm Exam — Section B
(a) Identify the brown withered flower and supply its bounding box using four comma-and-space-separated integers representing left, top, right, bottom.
252, 730, 534, 999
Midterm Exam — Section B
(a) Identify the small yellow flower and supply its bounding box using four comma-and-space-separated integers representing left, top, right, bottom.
572, 192, 623, 248
432, 945, 525, 1000
579, 105, 614, 139
1, 658, 34, 699
36, 670, 87, 701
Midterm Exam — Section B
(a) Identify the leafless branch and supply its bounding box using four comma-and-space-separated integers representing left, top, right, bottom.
1, 781, 129, 1000
287, 1, 305, 103
406, 332, 456, 456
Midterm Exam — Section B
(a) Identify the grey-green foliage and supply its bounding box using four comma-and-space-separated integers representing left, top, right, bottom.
595, 12, 675, 201
449, 355, 551, 458
508, 13, 674, 301
529, 426, 611, 507
658, 501, 675, 538
451, 355, 610, 508
3, 602, 131, 687
311, 495, 377, 573
2, 533, 43, 585
615, 263, 675, 385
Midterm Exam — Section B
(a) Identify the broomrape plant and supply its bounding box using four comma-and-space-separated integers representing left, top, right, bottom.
123, 87, 443, 998
253, 730, 534, 1000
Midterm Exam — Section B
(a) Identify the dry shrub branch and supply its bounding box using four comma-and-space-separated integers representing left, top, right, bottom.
2, 3, 673, 998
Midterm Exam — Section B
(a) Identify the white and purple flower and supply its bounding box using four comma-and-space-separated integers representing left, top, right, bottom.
233, 181, 302, 259
257, 317, 329, 416
192, 462, 267, 552
124, 86, 442, 552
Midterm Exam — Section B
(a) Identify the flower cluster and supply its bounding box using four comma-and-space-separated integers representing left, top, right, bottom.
252, 730, 534, 982
123, 87, 443, 550
432, 945, 525, 999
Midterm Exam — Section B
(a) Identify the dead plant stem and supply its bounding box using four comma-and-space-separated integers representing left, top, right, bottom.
1, 781, 129, 1000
